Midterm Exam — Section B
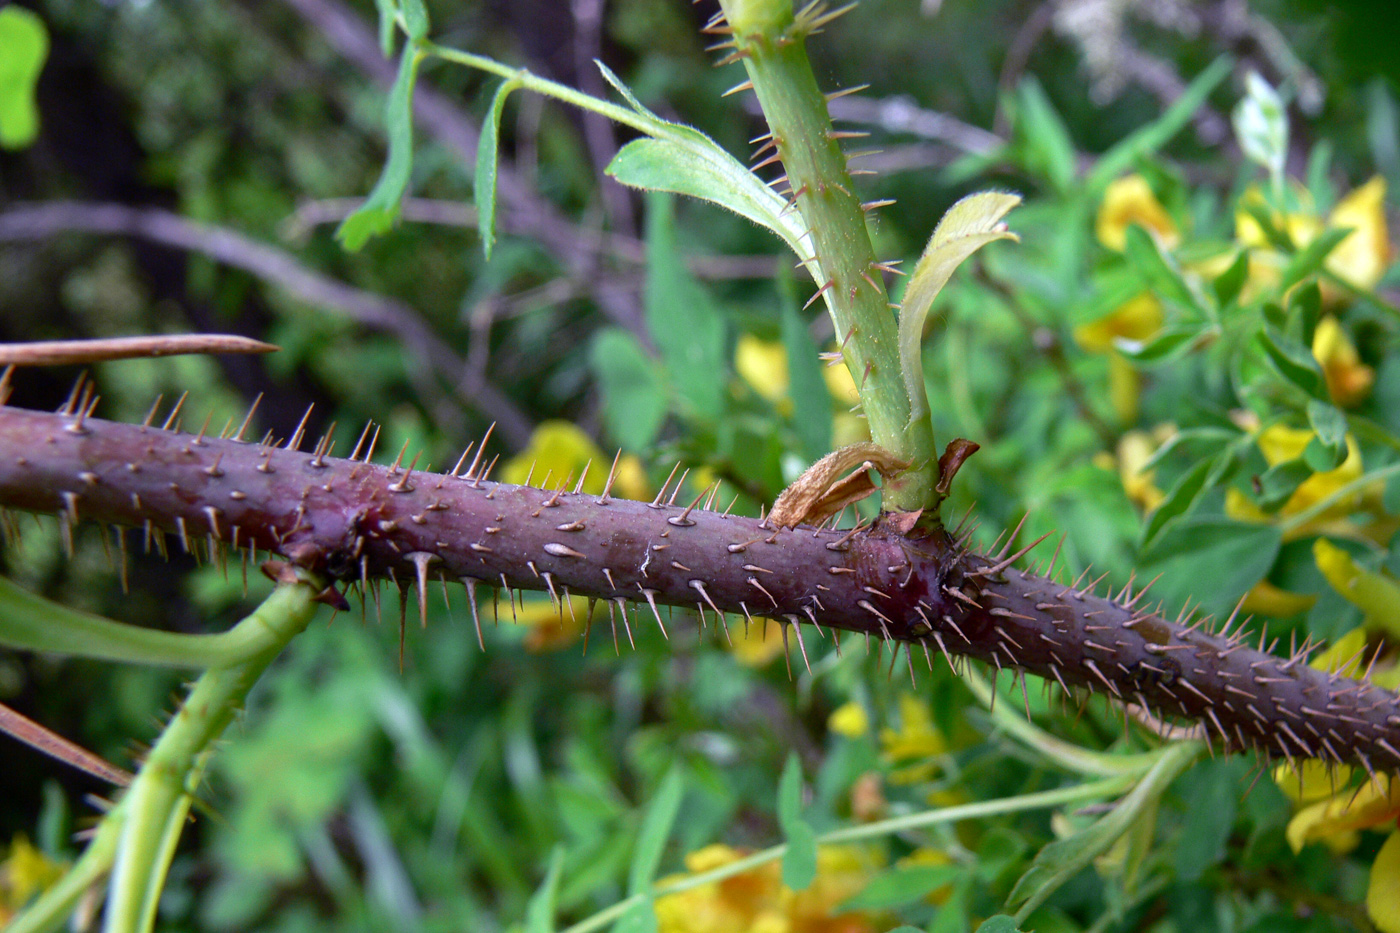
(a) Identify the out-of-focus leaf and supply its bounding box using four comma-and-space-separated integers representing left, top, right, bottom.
781, 282, 830, 462
1281, 227, 1353, 293
372, 0, 397, 55
337, 47, 424, 250
1140, 455, 1213, 550
525, 846, 566, 933
1012, 78, 1076, 193
840, 865, 962, 911
778, 753, 817, 891
1115, 324, 1210, 364
1087, 57, 1232, 192
1212, 250, 1251, 308
0, 7, 49, 150
1138, 519, 1282, 619
1123, 224, 1202, 313
590, 328, 669, 450
643, 192, 726, 420
1260, 325, 1327, 400
399, 0, 429, 40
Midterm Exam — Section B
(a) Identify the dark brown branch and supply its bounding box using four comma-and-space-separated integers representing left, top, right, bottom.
2, 404, 1398, 775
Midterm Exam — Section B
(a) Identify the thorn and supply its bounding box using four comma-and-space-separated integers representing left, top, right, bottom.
465, 424, 496, 483
232, 393, 262, 441
641, 588, 668, 639
461, 577, 485, 650
160, 392, 188, 432
825, 83, 869, 101
286, 405, 314, 451
600, 450, 622, 502
721, 79, 755, 97
650, 463, 683, 508
409, 552, 437, 628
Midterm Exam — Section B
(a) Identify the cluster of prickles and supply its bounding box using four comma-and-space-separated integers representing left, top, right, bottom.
1, 386, 1398, 779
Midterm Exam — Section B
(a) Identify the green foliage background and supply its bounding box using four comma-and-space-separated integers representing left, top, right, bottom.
2, 1, 1400, 931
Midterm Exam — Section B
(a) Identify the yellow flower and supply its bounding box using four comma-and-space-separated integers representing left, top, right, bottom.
511, 594, 596, 652
1273, 620, 1400, 933
1326, 176, 1392, 292
1074, 293, 1164, 422
502, 421, 650, 499
1074, 293, 1164, 353
1224, 422, 1363, 538
1312, 315, 1374, 407
1234, 178, 1393, 303
828, 701, 870, 739
0, 836, 67, 925
1114, 430, 1166, 512
737, 335, 791, 405
878, 693, 947, 785
1097, 175, 1180, 252
721, 618, 784, 667
655, 843, 881, 933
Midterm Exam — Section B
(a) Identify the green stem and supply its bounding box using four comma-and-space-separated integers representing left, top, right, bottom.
559, 775, 1135, 933
717, 0, 938, 512
0, 575, 295, 668
8, 582, 321, 933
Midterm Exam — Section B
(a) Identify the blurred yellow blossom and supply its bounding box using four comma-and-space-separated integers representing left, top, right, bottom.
1272, 619, 1400, 932
879, 693, 947, 785
502, 421, 649, 499
729, 619, 788, 667
1074, 293, 1164, 422
0, 836, 67, 926
1096, 175, 1180, 252
1235, 177, 1392, 303
828, 701, 870, 739
655, 843, 881, 933
1326, 176, 1392, 292
737, 335, 791, 406
1313, 316, 1374, 407
511, 594, 595, 652
1114, 430, 1166, 512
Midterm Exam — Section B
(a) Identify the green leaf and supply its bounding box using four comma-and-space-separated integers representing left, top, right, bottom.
0, 6, 49, 150
1138, 519, 1282, 620
1280, 226, 1353, 293
777, 752, 817, 891
525, 846, 566, 933
337, 47, 424, 251
1287, 281, 1323, 345
1087, 57, 1232, 192
590, 328, 669, 450
595, 59, 662, 121
1007, 746, 1200, 917
1122, 224, 1201, 313
1260, 325, 1326, 400
1140, 455, 1214, 550
898, 191, 1021, 425
840, 865, 963, 911
781, 280, 831, 463
607, 133, 816, 269
1306, 399, 1348, 454
476, 77, 523, 260
399, 0, 429, 40
1255, 457, 1314, 511
628, 767, 683, 896
1114, 324, 1209, 364
1174, 760, 1244, 881
1012, 77, 1076, 193
1211, 249, 1251, 308
976, 917, 1027, 933
643, 192, 726, 420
